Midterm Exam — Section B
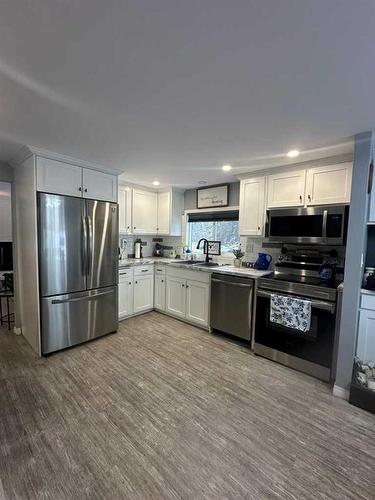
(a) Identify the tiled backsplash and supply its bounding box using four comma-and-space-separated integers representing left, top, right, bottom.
240, 236, 282, 268
239, 236, 346, 269
119, 234, 182, 258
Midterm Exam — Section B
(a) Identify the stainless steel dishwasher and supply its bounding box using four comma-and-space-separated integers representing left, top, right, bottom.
210, 273, 254, 341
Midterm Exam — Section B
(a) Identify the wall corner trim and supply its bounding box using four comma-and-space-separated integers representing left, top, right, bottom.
333, 384, 350, 400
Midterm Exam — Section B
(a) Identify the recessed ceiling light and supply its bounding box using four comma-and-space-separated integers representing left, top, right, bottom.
197, 180, 207, 185
287, 150, 300, 158
222, 164, 232, 171
152, 180, 160, 186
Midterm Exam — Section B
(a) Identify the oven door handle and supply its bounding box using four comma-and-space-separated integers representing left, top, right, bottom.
257, 289, 336, 313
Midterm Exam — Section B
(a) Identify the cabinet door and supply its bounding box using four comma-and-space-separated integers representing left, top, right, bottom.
134, 275, 154, 313
118, 278, 134, 319
166, 277, 186, 318
239, 177, 266, 236
82, 169, 117, 202
118, 186, 132, 234
357, 309, 375, 363
157, 191, 171, 235
305, 162, 352, 206
154, 275, 166, 311
36, 157, 82, 197
186, 280, 209, 327
132, 189, 158, 234
267, 170, 306, 208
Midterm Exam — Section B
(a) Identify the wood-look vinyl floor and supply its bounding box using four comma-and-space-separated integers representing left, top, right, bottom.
0, 312, 374, 500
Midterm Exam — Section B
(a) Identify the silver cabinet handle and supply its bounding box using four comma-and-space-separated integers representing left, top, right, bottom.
212, 278, 253, 289
141, 269, 148, 272
52, 290, 113, 304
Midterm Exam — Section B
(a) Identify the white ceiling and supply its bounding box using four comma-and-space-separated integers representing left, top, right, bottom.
0, 0, 373, 188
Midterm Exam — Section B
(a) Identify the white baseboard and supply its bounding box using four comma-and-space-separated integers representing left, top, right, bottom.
333, 384, 350, 400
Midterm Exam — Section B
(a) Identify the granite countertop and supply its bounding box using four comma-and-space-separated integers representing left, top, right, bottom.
119, 258, 272, 279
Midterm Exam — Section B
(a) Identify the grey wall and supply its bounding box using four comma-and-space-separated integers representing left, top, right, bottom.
335, 131, 373, 394
184, 182, 240, 210
0, 161, 13, 182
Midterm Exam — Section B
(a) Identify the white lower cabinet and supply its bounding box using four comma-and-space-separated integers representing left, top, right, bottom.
166, 276, 186, 318
134, 275, 154, 314
154, 275, 166, 311
357, 307, 375, 363
185, 280, 209, 326
118, 266, 154, 319
119, 268, 134, 319
165, 269, 210, 327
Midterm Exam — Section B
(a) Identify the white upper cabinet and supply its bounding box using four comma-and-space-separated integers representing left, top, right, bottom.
239, 176, 266, 236
82, 169, 117, 202
118, 185, 132, 234
157, 190, 183, 236
267, 169, 306, 208
305, 162, 352, 206
132, 189, 158, 234
36, 157, 82, 197
157, 191, 171, 235
36, 157, 117, 202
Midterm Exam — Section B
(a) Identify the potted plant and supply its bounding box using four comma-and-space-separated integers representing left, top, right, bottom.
232, 248, 244, 268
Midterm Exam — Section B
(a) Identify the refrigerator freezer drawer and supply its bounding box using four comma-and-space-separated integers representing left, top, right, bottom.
41, 286, 118, 354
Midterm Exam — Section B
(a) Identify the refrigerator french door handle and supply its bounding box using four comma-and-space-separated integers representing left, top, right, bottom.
51, 290, 113, 304
86, 215, 93, 277
82, 216, 88, 276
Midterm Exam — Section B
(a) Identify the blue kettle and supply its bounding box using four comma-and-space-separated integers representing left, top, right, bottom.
255, 252, 272, 270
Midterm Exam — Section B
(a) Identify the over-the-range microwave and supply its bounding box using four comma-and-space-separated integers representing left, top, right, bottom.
265, 205, 349, 245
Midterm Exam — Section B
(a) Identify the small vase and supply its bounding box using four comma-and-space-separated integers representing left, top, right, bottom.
233, 258, 242, 268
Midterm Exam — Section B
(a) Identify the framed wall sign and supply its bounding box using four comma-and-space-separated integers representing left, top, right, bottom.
207, 241, 221, 256
196, 184, 229, 209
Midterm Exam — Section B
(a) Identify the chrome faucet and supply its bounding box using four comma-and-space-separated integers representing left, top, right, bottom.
196, 238, 211, 263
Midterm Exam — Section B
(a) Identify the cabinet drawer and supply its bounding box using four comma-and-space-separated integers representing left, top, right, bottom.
154, 265, 166, 275
166, 266, 210, 284
360, 292, 375, 311
134, 265, 154, 276
118, 268, 133, 283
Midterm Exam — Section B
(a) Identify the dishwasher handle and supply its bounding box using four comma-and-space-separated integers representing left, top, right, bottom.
211, 278, 253, 289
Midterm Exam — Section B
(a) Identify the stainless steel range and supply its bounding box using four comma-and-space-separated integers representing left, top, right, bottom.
253, 248, 344, 382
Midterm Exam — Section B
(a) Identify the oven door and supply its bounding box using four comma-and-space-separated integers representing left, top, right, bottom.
266, 206, 346, 245
254, 289, 336, 381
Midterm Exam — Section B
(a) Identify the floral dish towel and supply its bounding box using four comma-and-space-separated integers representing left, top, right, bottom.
270, 294, 311, 333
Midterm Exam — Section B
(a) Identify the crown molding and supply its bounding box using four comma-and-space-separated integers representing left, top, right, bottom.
10, 145, 122, 175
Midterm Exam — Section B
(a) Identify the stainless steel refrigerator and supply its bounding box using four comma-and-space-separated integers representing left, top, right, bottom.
38, 193, 118, 354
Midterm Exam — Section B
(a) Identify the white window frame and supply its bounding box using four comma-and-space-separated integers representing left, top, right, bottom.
183, 205, 240, 260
